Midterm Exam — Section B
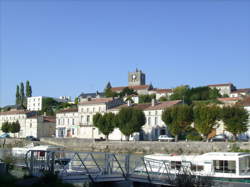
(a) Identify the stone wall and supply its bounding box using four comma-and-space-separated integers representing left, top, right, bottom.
40, 137, 250, 155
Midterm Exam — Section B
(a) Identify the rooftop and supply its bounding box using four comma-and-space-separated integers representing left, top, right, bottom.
237, 96, 250, 106
208, 83, 233, 87
111, 85, 150, 92
79, 98, 115, 105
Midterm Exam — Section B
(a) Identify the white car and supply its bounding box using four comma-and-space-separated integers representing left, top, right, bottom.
158, 135, 174, 142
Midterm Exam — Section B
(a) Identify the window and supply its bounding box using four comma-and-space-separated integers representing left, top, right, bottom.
239, 157, 250, 174
171, 161, 182, 170
72, 119, 74, 125
87, 115, 90, 124
99, 107, 101, 112
93, 108, 95, 112
155, 117, 157, 125
213, 160, 236, 173
72, 128, 75, 135
148, 117, 151, 125
87, 108, 89, 112
30, 123, 32, 128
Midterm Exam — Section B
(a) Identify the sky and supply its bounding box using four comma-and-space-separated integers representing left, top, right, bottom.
0, 0, 250, 106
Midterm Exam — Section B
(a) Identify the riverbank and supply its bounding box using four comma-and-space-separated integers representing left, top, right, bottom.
40, 137, 250, 154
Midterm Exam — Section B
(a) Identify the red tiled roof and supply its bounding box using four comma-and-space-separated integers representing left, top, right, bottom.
111, 85, 150, 92
237, 97, 250, 107
0, 110, 31, 116
208, 83, 233, 87
146, 100, 182, 110
231, 88, 250, 94
109, 103, 151, 111
57, 108, 78, 114
109, 100, 181, 111
155, 89, 173, 93
218, 97, 241, 102
79, 98, 114, 105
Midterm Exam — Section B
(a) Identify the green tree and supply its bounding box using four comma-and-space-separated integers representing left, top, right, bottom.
10, 121, 21, 137
139, 94, 156, 103
41, 98, 59, 116
208, 88, 221, 99
116, 107, 146, 141
193, 104, 221, 141
119, 87, 137, 98
74, 97, 79, 105
162, 104, 193, 141
221, 106, 249, 141
159, 96, 168, 102
20, 82, 25, 106
93, 113, 116, 141
170, 85, 190, 104
16, 85, 20, 105
1, 122, 11, 133
104, 82, 117, 97
25, 80, 32, 97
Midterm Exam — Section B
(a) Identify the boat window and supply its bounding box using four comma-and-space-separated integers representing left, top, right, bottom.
239, 156, 250, 175
191, 164, 204, 171
171, 161, 182, 170
213, 160, 236, 173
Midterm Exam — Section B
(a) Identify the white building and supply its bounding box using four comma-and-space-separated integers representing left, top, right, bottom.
230, 88, 250, 98
154, 89, 173, 100
208, 83, 236, 96
0, 110, 56, 138
77, 98, 124, 139
56, 108, 79, 138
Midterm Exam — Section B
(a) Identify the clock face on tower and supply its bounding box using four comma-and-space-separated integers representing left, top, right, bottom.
132, 74, 137, 81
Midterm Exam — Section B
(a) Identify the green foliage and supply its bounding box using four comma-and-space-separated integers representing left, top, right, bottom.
119, 87, 137, 98
40, 98, 59, 116
10, 121, 21, 134
104, 82, 117, 97
74, 97, 79, 104
170, 85, 190, 103
139, 94, 156, 103
15, 85, 20, 105
1, 122, 11, 133
186, 128, 202, 141
20, 82, 25, 106
93, 113, 116, 140
222, 94, 229, 98
159, 96, 168, 102
25, 80, 32, 97
116, 107, 146, 140
162, 104, 193, 141
169, 86, 221, 104
193, 104, 221, 140
221, 106, 249, 140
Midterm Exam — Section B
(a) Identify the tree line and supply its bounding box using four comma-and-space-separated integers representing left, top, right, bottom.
93, 103, 249, 142
16, 80, 32, 107
162, 104, 249, 141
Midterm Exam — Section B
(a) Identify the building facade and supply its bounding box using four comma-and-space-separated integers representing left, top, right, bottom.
56, 108, 79, 138
0, 110, 55, 138
208, 83, 236, 96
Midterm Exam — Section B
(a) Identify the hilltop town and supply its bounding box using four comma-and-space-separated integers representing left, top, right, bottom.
0, 69, 250, 143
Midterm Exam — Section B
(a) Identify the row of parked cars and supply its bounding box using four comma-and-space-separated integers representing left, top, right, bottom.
158, 134, 249, 142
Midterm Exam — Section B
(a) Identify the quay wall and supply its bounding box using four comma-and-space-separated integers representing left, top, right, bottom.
40, 138, 250, 154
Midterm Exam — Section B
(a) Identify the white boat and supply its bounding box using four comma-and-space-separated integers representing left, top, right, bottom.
137, 152, 250, 183
12, 144, 63, 157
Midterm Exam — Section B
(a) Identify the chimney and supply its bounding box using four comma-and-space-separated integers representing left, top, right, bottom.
127, 100, 132, 107
151, 98, 156, 107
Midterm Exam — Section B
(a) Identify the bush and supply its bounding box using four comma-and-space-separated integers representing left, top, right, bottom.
186, 134, 202, 141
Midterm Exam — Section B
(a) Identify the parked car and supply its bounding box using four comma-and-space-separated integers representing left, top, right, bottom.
210, 134, 227, 142
26, 136, 39, 141
0, 133, 10, 138
158, 135, 174, 142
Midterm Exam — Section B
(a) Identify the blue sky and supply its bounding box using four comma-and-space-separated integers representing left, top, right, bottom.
0, 0, 250, 106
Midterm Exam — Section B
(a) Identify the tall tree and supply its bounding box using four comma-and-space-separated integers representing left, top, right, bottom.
193, 104, 221, 141
116, 107, 146, 141
221, 106, 249, 141
16, 85, 20, 105
20, 82, 25, 106
10, 121, 21, 138
93, 113, 116, 141
26, 80, 32, 97
1, 122, 11, 133
162, 104, 193, 141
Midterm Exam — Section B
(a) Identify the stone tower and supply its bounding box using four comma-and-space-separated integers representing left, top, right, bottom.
128, 69, 146, 86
